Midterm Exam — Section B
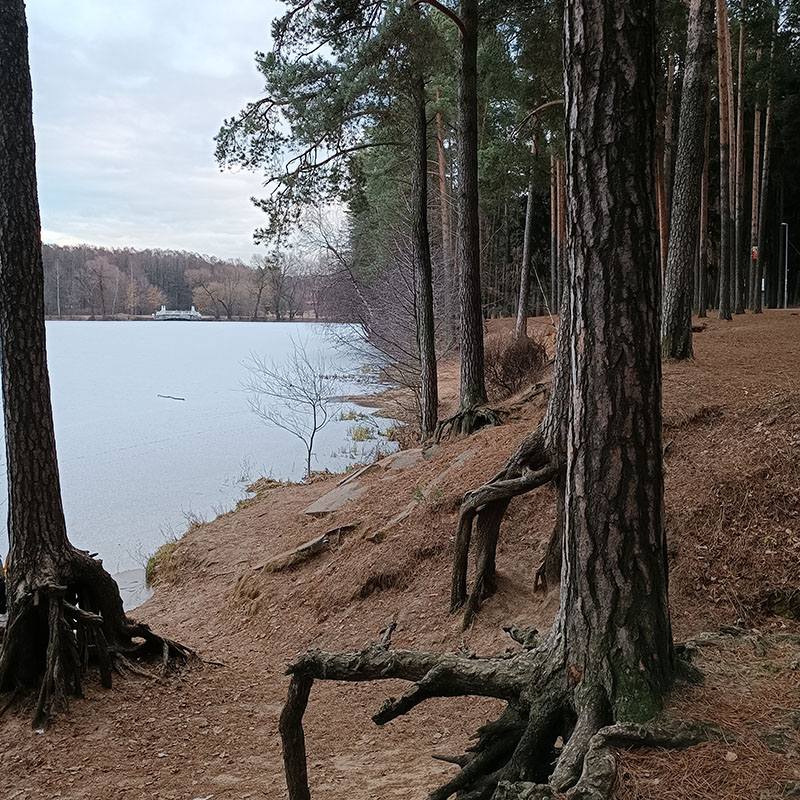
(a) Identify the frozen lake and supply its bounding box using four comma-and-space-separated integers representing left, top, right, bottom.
0, 321, 391, 574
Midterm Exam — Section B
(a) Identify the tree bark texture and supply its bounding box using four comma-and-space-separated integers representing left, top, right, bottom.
560, 0, 674, 718
662, 0, 715, 358
716, 0, 733, 319
411, 76, 439, 440
456, 0, 487, 412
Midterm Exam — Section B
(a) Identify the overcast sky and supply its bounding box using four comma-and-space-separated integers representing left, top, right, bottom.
27, 0, 284, 262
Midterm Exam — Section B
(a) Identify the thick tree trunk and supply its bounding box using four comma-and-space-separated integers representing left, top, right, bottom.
0, 0, 189, 727
411, 76, 439, 440
561, 0, 674, 721
716, 0, 733, 319
662, 0, 715, 358
456, 0, 487, 412
734, 18, 746, 314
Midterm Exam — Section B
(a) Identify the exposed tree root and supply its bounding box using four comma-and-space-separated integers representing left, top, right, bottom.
0, 549, 193, 728
451, 429, 562, 627
435, 406, 503, 441
280, 628, 720, 800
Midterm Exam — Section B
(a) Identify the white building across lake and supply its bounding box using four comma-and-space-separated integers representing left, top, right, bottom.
153, 305, 202, 321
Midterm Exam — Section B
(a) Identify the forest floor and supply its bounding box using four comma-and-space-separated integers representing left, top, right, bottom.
2, 310, 799, 800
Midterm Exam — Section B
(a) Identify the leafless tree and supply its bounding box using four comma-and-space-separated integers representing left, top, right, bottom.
244, 337, 339, 478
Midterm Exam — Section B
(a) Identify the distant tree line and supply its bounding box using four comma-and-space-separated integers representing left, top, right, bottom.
40, 243, 357, 321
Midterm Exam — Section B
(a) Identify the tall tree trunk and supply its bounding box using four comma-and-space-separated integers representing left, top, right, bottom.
411, 76, 439, 439
755, 82, 773, 314
434, 90, 454, 338
560, 0, 674, 721
716, 0, 733, 319
664, 53, 676, 225
734, 17, 746, 314
0, 0, 189, 727
698, 93, 711, 317
515, 165, 536, 339
749, 85, 761, 309
656, 143, 669, 273
662, 0, 716, 358
436, 89, 458, 332
456, 0, 486, 412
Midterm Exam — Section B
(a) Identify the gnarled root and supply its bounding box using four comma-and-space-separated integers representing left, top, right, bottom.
452, 429, 561, 626
0, 548, 193, 727
435, 406, 503, 441
279, 629, 720, 800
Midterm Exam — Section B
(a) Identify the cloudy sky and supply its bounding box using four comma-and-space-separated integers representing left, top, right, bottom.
27, 0, 284, 262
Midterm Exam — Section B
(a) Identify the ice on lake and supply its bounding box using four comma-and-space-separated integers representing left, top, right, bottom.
0, 321, 393, 576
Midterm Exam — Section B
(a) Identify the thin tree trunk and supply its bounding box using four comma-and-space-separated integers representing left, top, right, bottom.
456, 0, 486, 412
411, 76, 439, 438
755, 83, 773, 314
716, 0, 733, 319
664, 53, 676, 224
434, 90, 454, 337
749, 85, 761, 309
698, 93, 711, 317
656, 142, 669, 273
662, 0, 716, 358
734, 17, 746, 314
515, 164, 536, 339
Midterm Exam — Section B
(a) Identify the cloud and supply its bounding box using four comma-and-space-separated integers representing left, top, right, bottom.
26, 0, 283, 261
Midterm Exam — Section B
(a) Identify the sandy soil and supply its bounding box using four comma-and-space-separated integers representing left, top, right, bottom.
1, 311, 799, 800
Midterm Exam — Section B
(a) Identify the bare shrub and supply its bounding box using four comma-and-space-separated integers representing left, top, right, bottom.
484, 333, 548, 399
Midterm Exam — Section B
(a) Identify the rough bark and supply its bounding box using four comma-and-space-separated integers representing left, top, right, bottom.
0, 0, 190, 727
556, 158, 566, 304
560, 0, 675, 719
411, 75, 439, 440
456, 0, 487, 413
662, 0, 715, 358
716, 0, 733, 319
